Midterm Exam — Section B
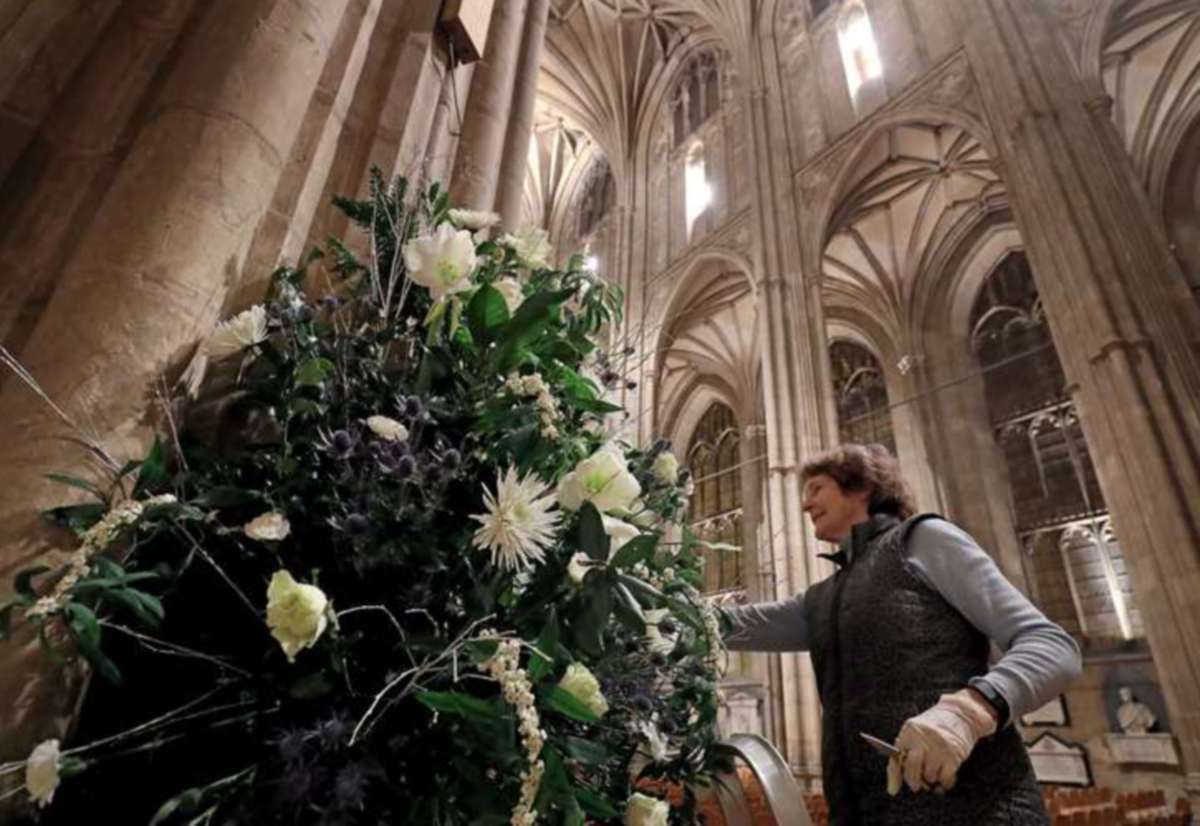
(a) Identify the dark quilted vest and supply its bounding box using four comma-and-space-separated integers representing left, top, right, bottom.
804, 514, 1048, 826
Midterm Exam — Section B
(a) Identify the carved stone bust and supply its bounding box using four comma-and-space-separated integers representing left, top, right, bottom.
1115, 686, 1157, 735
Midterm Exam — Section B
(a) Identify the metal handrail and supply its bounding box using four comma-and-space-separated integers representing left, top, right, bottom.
713, 733, 814, 825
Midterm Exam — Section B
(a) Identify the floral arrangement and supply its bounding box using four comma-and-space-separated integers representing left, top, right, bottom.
0, 172, 727, 824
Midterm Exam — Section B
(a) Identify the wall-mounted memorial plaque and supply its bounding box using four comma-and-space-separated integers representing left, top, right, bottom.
1104, 733, 1181, 767
1026, 733, 1092, 787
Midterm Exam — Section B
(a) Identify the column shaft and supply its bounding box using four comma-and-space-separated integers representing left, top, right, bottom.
959, 0, 1200, 800
496, 0, 551, 230
448, 0, 528, 211
0, 0, 351, 769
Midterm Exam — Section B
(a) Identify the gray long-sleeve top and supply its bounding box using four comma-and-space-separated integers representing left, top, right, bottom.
724, 518, 1082, 723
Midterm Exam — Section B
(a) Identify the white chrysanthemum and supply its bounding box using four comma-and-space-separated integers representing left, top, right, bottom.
651, 451, 679, 485
366, 415, 408, 442
491, 277, 525, 315
181, 304, 269, 396
25, 739, 60, 808
266, 570, 329, 662
601, 515, 639, 556
500, 226, 553, 270
471, 467, 562, 572
244, 511, 291, 541
557, 444, 642, 513
447, 208, 500, 231
558, 663, 608, 717
626, 792, 669, 826
402, 224, 478, 301
205, 305, 268, 360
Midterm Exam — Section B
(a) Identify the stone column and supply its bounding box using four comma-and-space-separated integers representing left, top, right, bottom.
0, 0, 198, 360
448, 0, 528, 211
0, 0, 351, 766
742, 28, 832, 779
495, 0, 551, 231
958, 0, 1200, 802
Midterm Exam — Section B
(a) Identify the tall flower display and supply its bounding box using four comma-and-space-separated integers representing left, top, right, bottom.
2, 172, 723, 825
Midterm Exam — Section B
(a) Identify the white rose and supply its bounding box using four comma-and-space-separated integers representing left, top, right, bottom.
625, 500, 657, 528
402, 224, 478, 301
491, 277, 525, 316
500, 226, 553, 270
601, 515, 639, 556
558, 662, 608, 717
625, 792, 669, 826
266, 570, 329, 662
557, 446, 642, 514
567, 551, 594, 586
447, 208, 500, 231
204, 305, 268, 361
366, 415, 408, 442
24, 739, 60, 808
244, 511, 291, 542
651, 451, 679, 485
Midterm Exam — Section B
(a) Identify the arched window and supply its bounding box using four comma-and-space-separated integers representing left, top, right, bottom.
830, 340, 895, 453
837, 2, 883, 102
671, 51, 722, 148
686, 403, 743, 594
578, 158, 615, 238
684, 145, 712, 238
971, 252, 1142, 646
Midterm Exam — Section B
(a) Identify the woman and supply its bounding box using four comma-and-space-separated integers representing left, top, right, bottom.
724, 444, 1081, 825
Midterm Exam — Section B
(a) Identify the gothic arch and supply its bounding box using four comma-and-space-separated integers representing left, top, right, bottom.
652, 255, 760, 441
1085, 0, 1200, 200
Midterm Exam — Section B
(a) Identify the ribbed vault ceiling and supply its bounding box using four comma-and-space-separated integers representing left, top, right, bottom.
656, 268, 760, 430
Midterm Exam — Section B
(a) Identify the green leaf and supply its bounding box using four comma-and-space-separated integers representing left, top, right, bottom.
577, 502, 609, 563
14, 566, 50, 599
288, 398, 325, 418
99, 588, 164, 628
293, 357, 335, 387
135, 437, 168, 493
416, 690, 504, 722
44, 473, 106, 502
465, 284, 511, 346
0, 602, 16, 641
612, 581, 646, 633
42, 503, 106, 532
575, 785, 622, 819
574, 581, 612, 656
561, 735, 611, 767
610, 534, 656, 569
528, 609, 560, 682
540, 685, 601, 723
616, 573, 665, 606
491, 287, 575, 372
65, 603, 122, 684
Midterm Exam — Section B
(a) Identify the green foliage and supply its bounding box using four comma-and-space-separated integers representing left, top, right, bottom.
4, 170, 721, 825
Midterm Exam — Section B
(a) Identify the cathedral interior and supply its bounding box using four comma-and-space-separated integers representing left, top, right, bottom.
1, 0, 1199, 821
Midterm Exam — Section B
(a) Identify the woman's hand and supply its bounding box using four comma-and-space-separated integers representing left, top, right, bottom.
886, 689, 998, 795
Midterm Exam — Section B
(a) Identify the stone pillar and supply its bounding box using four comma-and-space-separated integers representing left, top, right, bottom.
448, 0, 528, 211
0, 0, 351, 766
236, 0, 386, 307
742, 26, 833, 778
0, 0, 198, 360
496, 0, 551, 231
958, 0, 1200, 802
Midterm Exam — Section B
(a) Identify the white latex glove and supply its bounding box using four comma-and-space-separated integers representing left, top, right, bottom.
886, 689, 998, 795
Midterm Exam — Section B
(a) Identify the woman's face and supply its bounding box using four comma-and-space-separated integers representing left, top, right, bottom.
801, 473, 870, 543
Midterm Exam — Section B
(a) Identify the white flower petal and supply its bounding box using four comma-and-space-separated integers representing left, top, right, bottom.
471, 467, 562, 572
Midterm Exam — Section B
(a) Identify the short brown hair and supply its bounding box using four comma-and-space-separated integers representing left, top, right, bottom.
800, 443, 917, 519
